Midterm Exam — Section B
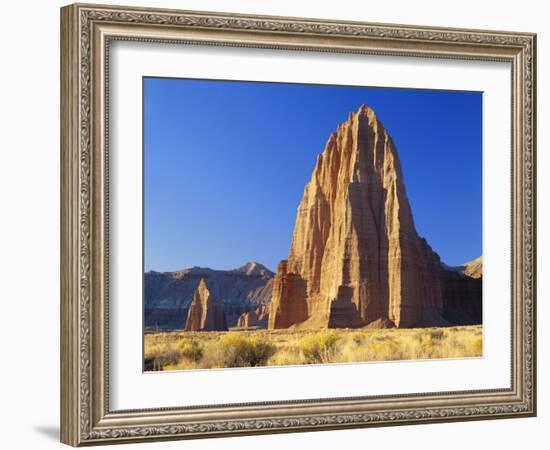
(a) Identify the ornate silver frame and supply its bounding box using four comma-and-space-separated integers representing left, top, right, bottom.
60, 3, 536, 446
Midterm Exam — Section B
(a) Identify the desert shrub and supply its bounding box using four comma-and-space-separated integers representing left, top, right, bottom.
144, 326, 483, 370
421, 333, 435, 348
446, 331, 483, 357
428, 329, 445, 340
215, 333, 276, 367
143, 341, 179, 371
337, 332, 372, 363
267, 349, 304, 366
350, 331, 366, 345
470, 335, 483, 354
177, 338, 203, 363
369, 337, 404, 361
192, 343, 227, 369
161, 359, 202, 371
300, 330, 340, 364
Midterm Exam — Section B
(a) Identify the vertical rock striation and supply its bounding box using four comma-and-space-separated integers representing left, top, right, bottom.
184, 278, 228, 331
269, 104, 481, 329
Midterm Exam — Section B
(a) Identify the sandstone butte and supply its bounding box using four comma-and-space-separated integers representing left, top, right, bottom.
184, 278, 228, 331
268, 104, 482, 330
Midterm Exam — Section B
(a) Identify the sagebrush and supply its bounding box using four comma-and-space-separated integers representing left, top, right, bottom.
144, 325, 482, 371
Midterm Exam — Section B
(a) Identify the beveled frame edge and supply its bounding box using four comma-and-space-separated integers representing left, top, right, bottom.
60, 2, 537, 446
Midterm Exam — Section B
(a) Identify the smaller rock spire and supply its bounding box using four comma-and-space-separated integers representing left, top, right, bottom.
184, 278, 227, 331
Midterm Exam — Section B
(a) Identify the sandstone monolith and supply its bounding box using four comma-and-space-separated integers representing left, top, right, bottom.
269, 104, 481, 329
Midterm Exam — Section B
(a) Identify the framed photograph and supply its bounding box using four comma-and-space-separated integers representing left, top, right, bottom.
60, 3, 536, 446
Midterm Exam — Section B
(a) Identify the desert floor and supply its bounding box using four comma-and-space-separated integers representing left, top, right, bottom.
144, 325, 483, 371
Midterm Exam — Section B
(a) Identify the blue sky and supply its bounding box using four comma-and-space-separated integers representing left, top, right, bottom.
144, 78, 482, 272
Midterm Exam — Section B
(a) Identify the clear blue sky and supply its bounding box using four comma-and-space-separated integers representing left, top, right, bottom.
144, 78, 482, 272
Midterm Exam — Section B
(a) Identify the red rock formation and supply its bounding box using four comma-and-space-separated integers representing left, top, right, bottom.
236, 305, 270, 328
184, 279, 227, 331
269, 104, 481, 329
268, 261, 308, 329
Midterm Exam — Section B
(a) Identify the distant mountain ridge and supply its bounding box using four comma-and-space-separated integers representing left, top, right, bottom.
164, 262, 274, 279
442, 256, 483, 279
144, 262, 274, 330
461, 256, 483, 279
234, 262, 273, 276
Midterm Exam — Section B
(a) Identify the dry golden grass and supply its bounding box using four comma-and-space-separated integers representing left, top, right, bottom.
144, 325, 482, 371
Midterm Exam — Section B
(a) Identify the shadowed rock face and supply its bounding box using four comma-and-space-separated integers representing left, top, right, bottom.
269, 105, 482, 329
236, 305, 269, 328
327, 286, 364, 328
268, 261, 308, 329
184, 279, 228, 331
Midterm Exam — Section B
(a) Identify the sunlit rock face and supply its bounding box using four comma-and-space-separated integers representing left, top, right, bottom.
269, 105, 482, 329
184, 279, 228, 331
